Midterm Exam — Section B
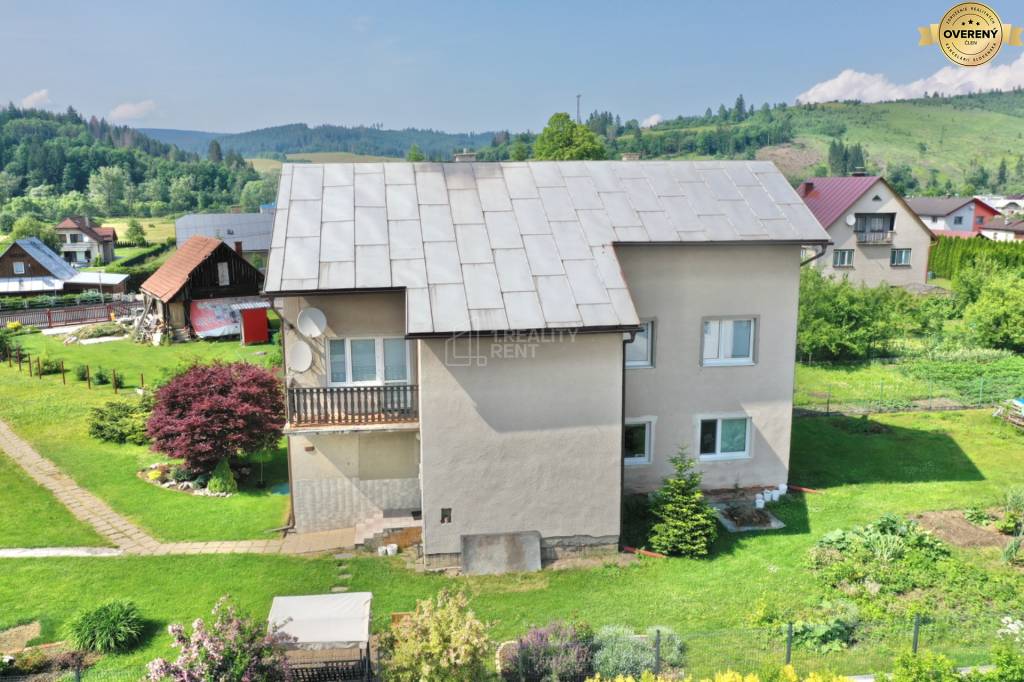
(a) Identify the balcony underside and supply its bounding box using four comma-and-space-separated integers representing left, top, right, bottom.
286, 384, 419, 433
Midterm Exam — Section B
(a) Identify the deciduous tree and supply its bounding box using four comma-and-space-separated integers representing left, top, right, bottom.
532, 113, 606, 161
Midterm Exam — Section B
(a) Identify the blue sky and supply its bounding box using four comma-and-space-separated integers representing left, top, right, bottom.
3, 1, 1022, 133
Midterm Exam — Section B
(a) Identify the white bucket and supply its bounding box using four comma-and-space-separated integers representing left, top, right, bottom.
754, 497, 766, 509
770, 491, 780, 502
777, 484, 788, 495
377, 546, 388, 556
386, 543, 398, 556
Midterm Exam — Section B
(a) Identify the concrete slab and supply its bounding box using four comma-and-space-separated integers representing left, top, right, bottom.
461, 531, 542, 575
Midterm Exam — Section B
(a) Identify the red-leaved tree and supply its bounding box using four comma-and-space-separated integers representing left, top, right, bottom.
147, 362, 285, 474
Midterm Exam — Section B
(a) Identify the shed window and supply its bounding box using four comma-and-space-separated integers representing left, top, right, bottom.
12, 262, 25, 275
216, 262, 230, 286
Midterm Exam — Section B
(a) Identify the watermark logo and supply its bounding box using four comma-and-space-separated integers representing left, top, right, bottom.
919, 3, 1022, 66
444, 330, 579, 367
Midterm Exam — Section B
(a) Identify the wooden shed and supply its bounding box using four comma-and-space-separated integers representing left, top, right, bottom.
139, 236, 264, 336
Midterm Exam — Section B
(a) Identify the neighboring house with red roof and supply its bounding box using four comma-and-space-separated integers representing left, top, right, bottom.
54, 216, 117, 265
798, 175, 936, 287
980, 216, 1024, 242
904, 196, 999, 234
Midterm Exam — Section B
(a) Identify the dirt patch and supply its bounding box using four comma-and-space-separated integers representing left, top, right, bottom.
756, 140, 822, 180
0, 621, 41, 652
913, 510, 1007, 549
910, 397, 963, 410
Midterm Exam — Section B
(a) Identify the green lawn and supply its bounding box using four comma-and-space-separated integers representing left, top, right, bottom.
0, 334, 289, 542
0, 555, 336, 673
0, 450, 109, 548
103, 217, 177, 244
2, 410, 1021, 674
794, 362, 958, 410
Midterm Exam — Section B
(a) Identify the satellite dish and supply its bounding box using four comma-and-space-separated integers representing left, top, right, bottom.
287, 340, 313, 373
296, 307, 327, 337
845, 214, 856, 227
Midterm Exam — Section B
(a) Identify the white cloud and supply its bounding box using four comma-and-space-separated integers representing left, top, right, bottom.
797, 54, 1024, 104
108, 99, 157, 122
20, 89, 50, 108
640, 113, 663, 128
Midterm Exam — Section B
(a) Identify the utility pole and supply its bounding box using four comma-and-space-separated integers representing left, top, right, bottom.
576, 94, 581, 123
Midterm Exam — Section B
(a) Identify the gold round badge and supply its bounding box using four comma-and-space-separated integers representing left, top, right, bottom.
938, 3, 1004, 66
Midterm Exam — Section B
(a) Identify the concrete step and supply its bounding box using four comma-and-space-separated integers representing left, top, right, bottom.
330, 586, 349, 593
354, 514, 422, 546
337, 573, 352, 581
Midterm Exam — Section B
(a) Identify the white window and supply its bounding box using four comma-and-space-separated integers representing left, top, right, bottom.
702, 318, 755, 366
12, 262, 25, 275
217, 262, 230, 286
623, 418, 654, 466
698, 416, 751, 461
832, 249, 854, 267
890, 248, 912, 267
326, 337, 409, 386
625, 320, 654, 368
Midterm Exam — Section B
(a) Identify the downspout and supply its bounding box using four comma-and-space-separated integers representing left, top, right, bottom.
619, 330, 636, 549
800, 243, 829, 267
267, 296, 296, 534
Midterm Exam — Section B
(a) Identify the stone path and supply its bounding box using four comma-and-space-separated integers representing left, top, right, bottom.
0, 418, 354, 557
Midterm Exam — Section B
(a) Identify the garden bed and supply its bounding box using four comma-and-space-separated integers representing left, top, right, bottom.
913, 510, 1006, 549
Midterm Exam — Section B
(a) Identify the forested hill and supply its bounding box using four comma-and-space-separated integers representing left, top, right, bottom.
141, 123, 495, 160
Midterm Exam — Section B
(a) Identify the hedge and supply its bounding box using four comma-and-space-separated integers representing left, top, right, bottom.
929, 236, 1024, 279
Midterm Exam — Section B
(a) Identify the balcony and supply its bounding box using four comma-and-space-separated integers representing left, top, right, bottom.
287, 384, 419, 431
855, 230, 894, 244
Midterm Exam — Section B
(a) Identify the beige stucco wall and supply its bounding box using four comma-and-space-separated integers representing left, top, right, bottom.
418, 333, 623, 557
815, 180, 933, 287
277, 292, 416, 388
289, 430, 420, 532
617, 243, 800, 492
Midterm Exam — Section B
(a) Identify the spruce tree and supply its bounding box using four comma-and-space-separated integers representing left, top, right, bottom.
648, 452, 719, 557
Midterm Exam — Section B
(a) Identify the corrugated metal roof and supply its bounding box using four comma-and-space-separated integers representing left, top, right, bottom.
0, 276, 64, 294
13, 238, 78, 279
68, 271, 129, 286
175, 212, 275, 253
265, 160, 830, 334
140, 235, 222, 303
797, 176, 881, 230
904, 197, 975, 217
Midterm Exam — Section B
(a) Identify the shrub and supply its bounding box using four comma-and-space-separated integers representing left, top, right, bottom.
0, 327, 18, 360
648, 452, 718, 557
996, 514, 1021, 536
379, 590, 490, 682
37, 355, 62, 375
891, 650, 961, 682
6, 320, 23, 332
12, 648, 48, 674
147, 362, 285, 474
500, 620, 594, 681
147, 596, 292, 682
87, 397, 152, 445
644, 627, 684, 669
65, 600, 145, 653
74, 364, 89, 381
207, 458, 238, 494
964, 272, 1024, 352
592, 626, 654, 679
1004, 487, 1024, 518
1003, 536, 1023, 566
788, 602, 860, 653
92, 367, 111, 385
963, 506, 991, 526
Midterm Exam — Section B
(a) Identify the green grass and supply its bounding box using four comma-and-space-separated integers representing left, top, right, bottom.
2, 410, 1021, 674
0, 450, 109, 548
794, 362, 958, 409
103, 217, 177, 244
0, 554, 337, 672
0, 334, 289, 542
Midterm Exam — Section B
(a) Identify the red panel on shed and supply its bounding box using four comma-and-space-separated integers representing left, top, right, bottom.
240, 308, 269, 345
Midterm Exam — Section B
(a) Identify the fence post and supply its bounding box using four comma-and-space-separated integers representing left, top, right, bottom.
46, 308, 52, 328
912, 614, 921, 654
654, 629, 661, 674
86, 365, 91, 390
27, 353, 32, 377
979, 376, 985, 405
786, 622, 794, 664
879, 380, 885, 411
826, 385, 832, 416
112, 368, 118, 394
60, 359, 65, 385
17, 348, 22, 372
37, 357, 42, 379
74, 666, 81, 682
140, 372, 144, 389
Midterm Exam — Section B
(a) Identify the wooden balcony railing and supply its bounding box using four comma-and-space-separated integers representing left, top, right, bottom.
855, 230, 894, 244
287, 384, 419, 427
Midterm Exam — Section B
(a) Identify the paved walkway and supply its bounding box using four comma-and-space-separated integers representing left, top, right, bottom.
0, 419, 354, 557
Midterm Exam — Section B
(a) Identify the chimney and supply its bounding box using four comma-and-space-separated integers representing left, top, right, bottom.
234, 241, 244, 256
797, 181, 814, 197
851, 167, 867, 177
621, 152, 641, 161
454, 148, 476, 163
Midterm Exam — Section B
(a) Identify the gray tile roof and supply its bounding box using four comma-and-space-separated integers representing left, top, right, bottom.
175, 212, 275, 253
265, 160, 829, 334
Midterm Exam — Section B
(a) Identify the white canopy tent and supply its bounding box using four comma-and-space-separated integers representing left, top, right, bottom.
268, 593, 373, 651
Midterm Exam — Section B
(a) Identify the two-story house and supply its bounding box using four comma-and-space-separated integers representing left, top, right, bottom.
798, 175, 935, 287
265, 160, 829, 570
905, 196, 999, 236
55, 216, 117, 265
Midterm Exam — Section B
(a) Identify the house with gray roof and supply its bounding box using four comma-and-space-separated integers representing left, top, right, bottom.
0, 237, 127, 295
175, 211, 275, 269
265, 159, 829, 571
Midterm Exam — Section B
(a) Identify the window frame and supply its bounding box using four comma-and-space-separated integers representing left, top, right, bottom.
854, 213, 895, 233
700, 316, 757, 367
696, 413, 753, 462
625, 319, 655, 369
890, 248, 912, 267
832, 249, 854, 268
325, 336, 411, 387
623, 416, 656, 466
12, 261, 26, 275
953, 215, 964, 226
